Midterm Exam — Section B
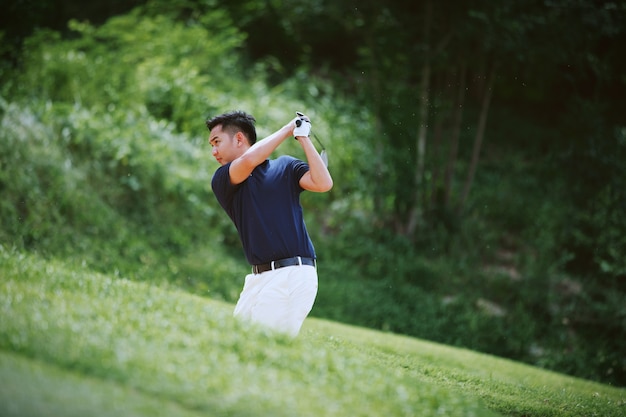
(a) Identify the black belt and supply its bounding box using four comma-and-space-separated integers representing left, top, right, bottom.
252, 256, 316, 274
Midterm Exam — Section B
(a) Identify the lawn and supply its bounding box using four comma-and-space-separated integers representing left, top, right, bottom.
1, 247, 624, 416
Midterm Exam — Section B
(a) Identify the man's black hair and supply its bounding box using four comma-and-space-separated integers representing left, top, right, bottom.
206, 110, 257, 145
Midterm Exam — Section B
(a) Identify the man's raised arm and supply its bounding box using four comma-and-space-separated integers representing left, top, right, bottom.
229, 118, 298, 185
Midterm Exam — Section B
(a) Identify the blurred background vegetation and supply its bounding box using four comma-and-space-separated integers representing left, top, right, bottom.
1, 0, 624, 386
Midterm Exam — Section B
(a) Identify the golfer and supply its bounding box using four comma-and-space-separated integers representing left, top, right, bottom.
207, 110, 333, 337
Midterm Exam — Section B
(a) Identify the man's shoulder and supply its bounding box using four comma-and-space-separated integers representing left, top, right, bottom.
211, 162, 232, 192
272, 155, 306, 168
273, 154, 297, 163
270, 155, 309, 182
212, 162, 229, 178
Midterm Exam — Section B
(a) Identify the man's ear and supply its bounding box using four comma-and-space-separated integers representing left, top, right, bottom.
235, 131, 246, 146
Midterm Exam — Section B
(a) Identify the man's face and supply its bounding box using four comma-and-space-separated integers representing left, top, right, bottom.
209, 124, 243, 165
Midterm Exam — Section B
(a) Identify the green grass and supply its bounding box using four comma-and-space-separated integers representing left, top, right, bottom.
0, 351, 207, 417
1, 247, 624, 417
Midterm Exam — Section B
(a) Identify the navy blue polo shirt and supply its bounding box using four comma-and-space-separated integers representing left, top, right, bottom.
211, 155, 316, 265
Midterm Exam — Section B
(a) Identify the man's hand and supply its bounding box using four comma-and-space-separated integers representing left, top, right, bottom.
293, 111, 311, 138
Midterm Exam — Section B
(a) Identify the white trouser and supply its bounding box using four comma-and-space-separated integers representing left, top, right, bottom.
233, 264, 318, 338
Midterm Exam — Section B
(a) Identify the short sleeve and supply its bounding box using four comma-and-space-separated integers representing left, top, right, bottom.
290, 158, 310, 186
211, 163, 236, 211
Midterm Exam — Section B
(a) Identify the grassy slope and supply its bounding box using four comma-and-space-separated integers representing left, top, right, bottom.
0, 351, 207, 417
0, 248, 624, 417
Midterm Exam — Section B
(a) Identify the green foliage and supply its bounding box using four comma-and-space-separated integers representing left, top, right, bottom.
0, 95, 247, 298
0, 2, 253, 296
316, 224, 538, 361
0, 99, 118, 249
13, 2, 244, 138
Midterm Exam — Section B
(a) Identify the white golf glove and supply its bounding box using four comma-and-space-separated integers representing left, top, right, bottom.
294, 112, 311, 137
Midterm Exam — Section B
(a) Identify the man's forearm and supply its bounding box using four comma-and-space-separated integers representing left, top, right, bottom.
298, 137, 333, 192
243, 123, 293, 164
229, 122, 294, 185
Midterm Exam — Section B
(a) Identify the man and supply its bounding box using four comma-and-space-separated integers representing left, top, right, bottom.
206, 110, 333, 337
